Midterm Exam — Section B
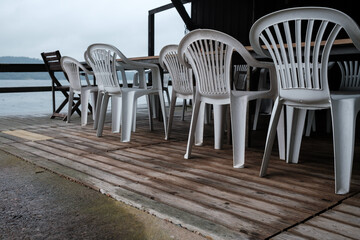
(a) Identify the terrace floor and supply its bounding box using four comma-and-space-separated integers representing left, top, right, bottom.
0, 107, 359, 240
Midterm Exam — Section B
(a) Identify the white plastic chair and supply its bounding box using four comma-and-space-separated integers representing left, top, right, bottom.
159, 44, 209, 143
60, 56, 98, 126
84, 47, 125, 133
84, 50, 104, 130
178, 29, 285, 167
87, 43, 168, 142
159, 45, 195, 139
250, 6, 360, 194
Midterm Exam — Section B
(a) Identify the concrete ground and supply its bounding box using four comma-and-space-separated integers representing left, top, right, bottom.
0, 150, 207, 240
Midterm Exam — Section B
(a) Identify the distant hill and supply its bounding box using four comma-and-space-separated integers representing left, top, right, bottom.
0, 56, 43, 64
0, 56, 137, 81
0, 56, 65, 80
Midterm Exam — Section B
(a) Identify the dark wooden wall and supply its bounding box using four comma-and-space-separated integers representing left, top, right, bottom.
190, 0, 359, 46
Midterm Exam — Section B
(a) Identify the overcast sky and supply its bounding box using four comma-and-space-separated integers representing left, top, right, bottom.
0, 0, 190, 60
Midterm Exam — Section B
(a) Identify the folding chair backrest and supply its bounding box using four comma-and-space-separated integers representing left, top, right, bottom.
249, 7, 360, 106
159, 44, 193, 96
41, 50, 68, 83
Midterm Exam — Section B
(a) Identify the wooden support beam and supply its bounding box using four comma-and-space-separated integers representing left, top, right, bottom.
171, 0, 196, 31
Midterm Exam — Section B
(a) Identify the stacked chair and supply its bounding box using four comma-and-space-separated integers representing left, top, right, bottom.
159, 44, 208, 142
86, 43, 168, 142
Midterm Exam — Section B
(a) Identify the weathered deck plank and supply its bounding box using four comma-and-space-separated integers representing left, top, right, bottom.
0, 112, 359, 240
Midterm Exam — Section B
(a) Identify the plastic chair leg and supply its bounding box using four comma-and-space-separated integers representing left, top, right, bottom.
96, 93, 110, 137
230, 96, 249, 168
305, 110, 315, 136
331, 99, 359, 194
164, 88, 171, 107
158, 90, 168, 139
260, 98, 283, 177
276, 107, 286, 160
194, 101, 206, 146
252, 98, 262, 130
182, 99, 186, 121
184, 96, 202, 159
81, 89, 90, 126
213, 104, 226, 150
121, 91, 136, 142
151, 95, 157, 119
286, 107, 307, 164
166, 93, 177, 140
94, 91, 103, 130
204, 104, 211, 125
67, 89, 74, 123
132, 99, 137, 132
90, 91, 97, 121
111, 96, 122, 133
146, 95, 153, 131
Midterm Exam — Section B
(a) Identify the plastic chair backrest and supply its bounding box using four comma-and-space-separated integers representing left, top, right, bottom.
249, 7, 360, 106
60, 56, 92, 91
159, 44, 193, 96
337, 61, 360, 90
178, 29, 277, 101
87, 43, 128, 94
84, 49, 103, 91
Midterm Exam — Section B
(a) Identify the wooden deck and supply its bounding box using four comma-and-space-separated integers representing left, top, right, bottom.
0, 109, 359, 240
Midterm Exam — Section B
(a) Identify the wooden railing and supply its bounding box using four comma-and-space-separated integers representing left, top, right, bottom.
0, 63, 53, 93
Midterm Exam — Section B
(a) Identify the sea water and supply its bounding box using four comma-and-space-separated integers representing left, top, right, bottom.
0, 79, 173, 116
0, 79, 60, 116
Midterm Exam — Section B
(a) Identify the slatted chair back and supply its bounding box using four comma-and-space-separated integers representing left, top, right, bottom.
337, 61, 360, 90
250, 7, 360, 107
41, 50, 69, 84
178, 32, 232, 102
60, 56, 92, 91
87, 44, 122, 94
159, 44, 193, 96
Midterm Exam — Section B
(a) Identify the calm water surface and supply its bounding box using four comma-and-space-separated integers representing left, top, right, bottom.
0, 79, 172, 116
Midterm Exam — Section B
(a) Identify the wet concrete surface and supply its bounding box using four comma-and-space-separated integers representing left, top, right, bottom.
0, 150, 207, 240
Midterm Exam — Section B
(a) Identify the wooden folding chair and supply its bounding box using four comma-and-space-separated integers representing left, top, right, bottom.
41, 50, 81, 120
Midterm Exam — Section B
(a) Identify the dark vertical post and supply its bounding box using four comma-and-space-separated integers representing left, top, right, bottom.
148, 13, 155, 56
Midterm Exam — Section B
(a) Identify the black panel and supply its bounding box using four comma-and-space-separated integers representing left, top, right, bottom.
190, 0, 360, 46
